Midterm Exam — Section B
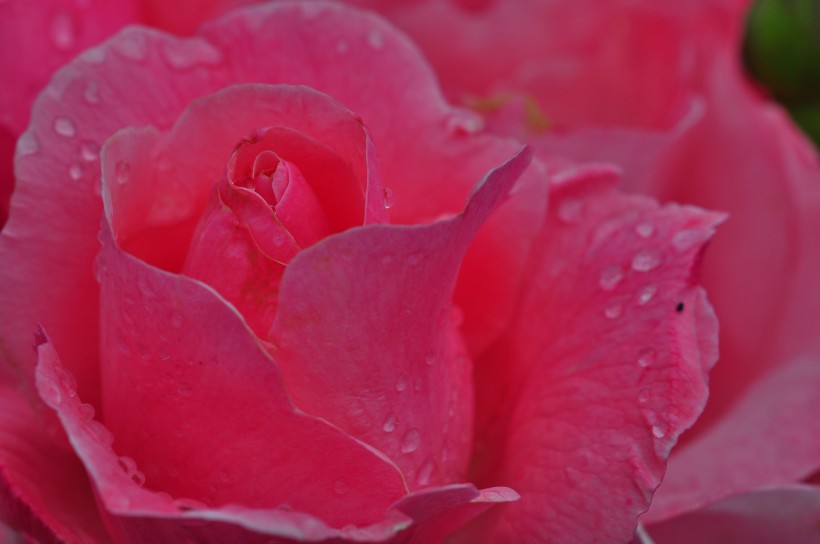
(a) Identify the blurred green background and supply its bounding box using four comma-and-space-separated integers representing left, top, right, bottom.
744, 0, 820, 147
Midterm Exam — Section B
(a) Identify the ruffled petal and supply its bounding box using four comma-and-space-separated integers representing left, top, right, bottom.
472, 167, 721, 543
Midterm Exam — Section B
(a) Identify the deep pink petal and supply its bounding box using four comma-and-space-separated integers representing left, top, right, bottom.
34, 329, 418, 543
96, 218, 409, 527
0, 1, 540, 408
139, 0, 259, 35
271, 148, 532, 489
646, 486, 820, 544
200, 1, 548, 353
0, 0, 143, 228
392, 485, 519, 543
472, 168, 721, 543
644, 355, 820, 523
0, 380, 108, 543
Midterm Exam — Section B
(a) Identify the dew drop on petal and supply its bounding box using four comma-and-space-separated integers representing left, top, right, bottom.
117, 456, 138, 475
176, 383, 193, 397
652, 424, 666, 439
382, 187, 395, 209
80, 140, 100, 162
78, 402, 95, 420
174, 498, 207, 511
382, 414, 397, 433
88, 420, 114, 446
672, 228, 702, 252
635, 221, 654, 238
631, 250, 661, 272
68, 163, 83, 181
54, 117, 76, 138
638, 388, 650, 404
424, 352, 436, 366
115, 160, 131, 185
637, 284, 657, 306
637, 348, 657, 368
395, 376, 407, 392
598, 265, 623, 291
131, 470, 146, 486
604, 304, 622, 320
416, 458, 435, 487
51, 10, 77, 50
401, 428, 421, 454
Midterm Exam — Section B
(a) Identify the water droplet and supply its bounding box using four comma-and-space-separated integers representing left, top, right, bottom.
88, 420, 114, 446
395, 376, 407, 392
18, 132, 39, 155
43, 381, 62, 407
635, 222, 654, 238
413, 378, 423, 392
383, 187, 395, 209
380, 254, 394, 266
80, 140, 100, 161
333, 480, 349, 495
638, 388, 650, 404
424, 352, 436, 366
382, 414, 397, 433
367, 30, 384, 49
598, 265, 623, 291
51, 11, 77, 50
637, 348, 657, 368
83, 80, 101, 104
131, 470, 146, 486
631, 250, 661, 272
416, 459, 435, 486
272, 231, 286, 246
557, 198, 583, 224
348, 400, 365, 418
161, 42, 223, 70
604, 304, 622, 319
336, 40, 349, 53
78, 403, 95, 420
637, 285, 657, 306
174, 498, 207, 511
56, 367, 77, 391
118, 456, 138, 475
401, 428, 421, 454
115, 160, 130, 185
446, 110, 484, 135
54, 117, 76, 138
672, 229, 702, 252
652, 424, 666, 439
68, 163, 83, 181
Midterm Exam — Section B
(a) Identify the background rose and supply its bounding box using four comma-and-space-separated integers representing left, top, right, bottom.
342, 0, 820, 541
3, 2, 723, 544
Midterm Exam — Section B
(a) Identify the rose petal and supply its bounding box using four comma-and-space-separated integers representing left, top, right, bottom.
645, 485, 820, 544
271, 148, 532, 489
96, 218, 409, 527
0, 379, 107, 543
34, 329, 416, 543
471, 167, 722, 543
644, 354, 820, 522
0, 0, 540, 406
200, 1, 548, 353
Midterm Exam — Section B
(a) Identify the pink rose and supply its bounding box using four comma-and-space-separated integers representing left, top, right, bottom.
344, 0, 820, 542
1, 2, 723, 543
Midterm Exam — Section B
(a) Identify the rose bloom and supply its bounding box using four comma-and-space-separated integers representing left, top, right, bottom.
0, 3, 815, 544
343, 0, 820, 540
